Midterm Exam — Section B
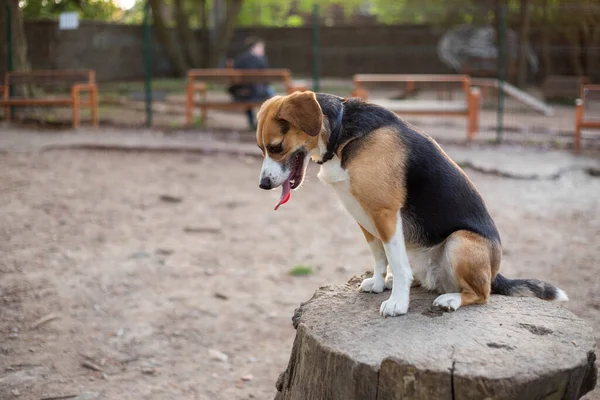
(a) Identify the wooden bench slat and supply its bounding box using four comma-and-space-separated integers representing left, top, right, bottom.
354, 74, 470, 83
0, 97, 74, 105
7, 70, 95, 86
369, 99, 468, 113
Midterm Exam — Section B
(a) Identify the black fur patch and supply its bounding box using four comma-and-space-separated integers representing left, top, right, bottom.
491, 273, 559, 300
316, 93, 501, 248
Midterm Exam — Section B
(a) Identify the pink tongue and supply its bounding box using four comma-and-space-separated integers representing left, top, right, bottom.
274, 179, 292, 210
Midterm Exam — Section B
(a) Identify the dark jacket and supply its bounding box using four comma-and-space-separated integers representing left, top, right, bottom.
228, 51, 271, 100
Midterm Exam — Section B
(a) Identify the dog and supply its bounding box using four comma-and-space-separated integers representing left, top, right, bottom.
255, 91, 568, 317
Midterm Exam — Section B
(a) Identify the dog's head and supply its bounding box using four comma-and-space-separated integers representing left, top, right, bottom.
255, 91, 324, 210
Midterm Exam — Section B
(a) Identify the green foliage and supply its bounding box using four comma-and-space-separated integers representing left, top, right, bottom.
20, 0, 124, 20
289, 265, 314, 276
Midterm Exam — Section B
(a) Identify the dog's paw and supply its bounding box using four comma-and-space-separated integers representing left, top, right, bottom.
359, 276, 385, 293
379, 294, 409, 317
433, 293, 462, 312
384, 274, 393, 290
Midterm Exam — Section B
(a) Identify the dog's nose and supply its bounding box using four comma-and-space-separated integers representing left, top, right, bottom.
259, 177, 272, 190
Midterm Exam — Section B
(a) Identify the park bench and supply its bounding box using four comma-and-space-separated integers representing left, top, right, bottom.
185, 68, 308, 126
0, 69, 99, 128
352, 74, 481, 140
574, 84, 600, 154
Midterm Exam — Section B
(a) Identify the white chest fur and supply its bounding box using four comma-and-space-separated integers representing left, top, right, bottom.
317, 158, 377, 236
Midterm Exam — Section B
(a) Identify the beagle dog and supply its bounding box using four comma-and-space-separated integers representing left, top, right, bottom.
255, 91, 568, 317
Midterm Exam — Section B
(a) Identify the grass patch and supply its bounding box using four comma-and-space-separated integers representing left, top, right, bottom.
289, 265, 314, 276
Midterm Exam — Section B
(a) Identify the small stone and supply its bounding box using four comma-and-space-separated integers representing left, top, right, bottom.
208, 348, 229, 362
155, 248, 174, 256
11, 389, 20, 396
28, 348, 34, 353
117, 327, 125, 337
142, 367, 157, 375
241, 374, 253, 381
159, 194, 183, 203
214, 292, 229, 300
204, 268, 215, 276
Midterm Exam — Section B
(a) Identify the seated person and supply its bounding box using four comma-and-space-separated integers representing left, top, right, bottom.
228, 37, 274, 130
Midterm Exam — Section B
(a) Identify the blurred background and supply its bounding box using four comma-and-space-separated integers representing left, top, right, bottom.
0, 0, 599, 145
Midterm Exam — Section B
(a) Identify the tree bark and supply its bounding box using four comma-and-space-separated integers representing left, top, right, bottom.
516, 0, 532, 87
200, 0, 209, 67
208, 0, 243, 68
539, 0, 552, 77
173, 0, 201, 68
275, 275, 598, 400
147, 0, 189, 76
566, 28, 585, 77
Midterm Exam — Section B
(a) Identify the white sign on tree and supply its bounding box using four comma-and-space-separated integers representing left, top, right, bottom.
59, 12, 79, 30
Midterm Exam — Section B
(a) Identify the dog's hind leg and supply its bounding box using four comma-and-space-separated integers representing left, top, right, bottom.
358, 225, 388, 293
433, 230, 500, 312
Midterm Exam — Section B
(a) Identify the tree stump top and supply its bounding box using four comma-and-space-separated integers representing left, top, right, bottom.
276, 276, 597, 400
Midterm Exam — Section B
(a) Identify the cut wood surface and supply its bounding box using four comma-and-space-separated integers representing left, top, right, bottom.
275, 275, 597, 400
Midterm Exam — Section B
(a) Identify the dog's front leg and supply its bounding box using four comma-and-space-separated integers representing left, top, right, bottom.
373, 210, 413, 317
357, 225, 389, 293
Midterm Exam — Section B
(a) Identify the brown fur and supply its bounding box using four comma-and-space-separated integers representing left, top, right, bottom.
345, 128, 408, 242
256, 93, 322, 162
446, 230, 501, 306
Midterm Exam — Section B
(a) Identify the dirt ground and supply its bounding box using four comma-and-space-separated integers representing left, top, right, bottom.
1, 138, 599, 399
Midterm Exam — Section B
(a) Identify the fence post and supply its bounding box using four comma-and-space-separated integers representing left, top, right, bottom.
143, 0, 152, 128
496, 2, 507, 144
312, 4, 320, 93
6, 3, 15, 116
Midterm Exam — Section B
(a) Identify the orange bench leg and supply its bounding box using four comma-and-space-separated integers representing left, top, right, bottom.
91, 88, 99, 128
72, 88, 80, 129
186, 84, 193, 127
467, 88, 481, 141
574, 100, 584, 154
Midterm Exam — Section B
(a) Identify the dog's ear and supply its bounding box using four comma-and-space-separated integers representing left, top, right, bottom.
276, 91, 323, 137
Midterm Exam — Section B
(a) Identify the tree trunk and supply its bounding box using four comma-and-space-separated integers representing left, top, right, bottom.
6, 0, 31, 74
173, 0, 201, 68
583, 22, 600, 82
276, 275, 598, 400
516, 0, 531, 87
200, 0, 209, 68
0, 0, 6, 79
566, 28, 585, 77
540, 0, 552, 77
208, 0, 243, 68
1, 0, 33, 98
147, 0, 189, 76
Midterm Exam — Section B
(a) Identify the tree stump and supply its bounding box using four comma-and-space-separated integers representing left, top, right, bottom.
275, 275, 597, 400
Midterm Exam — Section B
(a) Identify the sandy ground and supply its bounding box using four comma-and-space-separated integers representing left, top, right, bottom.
0, 132, 599, 399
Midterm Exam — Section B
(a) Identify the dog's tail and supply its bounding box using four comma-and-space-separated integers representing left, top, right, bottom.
491, 273, 568, 301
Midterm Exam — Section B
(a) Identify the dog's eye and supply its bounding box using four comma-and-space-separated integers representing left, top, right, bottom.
267, 143, 284, 154
277, 119, 290, 134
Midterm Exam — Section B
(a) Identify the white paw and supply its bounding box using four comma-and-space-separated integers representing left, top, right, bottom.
379, 294, 409, 317
433, 293, 462, 312
359, 276, 385, 293
384, 274, 393, 290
